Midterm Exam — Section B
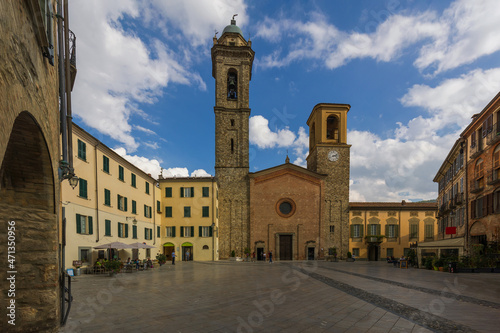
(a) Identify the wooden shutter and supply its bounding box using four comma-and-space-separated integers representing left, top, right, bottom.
88, 216, 93, 235
209, 226, 213, 237
125, 224, 129, 238
385, 225, 389, 237
376, 224, 381, 235
157, 226, 160, 237
144, 228, 148, 239
133, 225, 137, 239
180, 187, 184, 197
471, 199, 476, 218
124, 197, 128, 211
105, 220, 110, 236
359, 225, 364, 238
191, 187, 194, 197
76, 214, 81, 234
494, 150, 500, 168
483, 196, 487, 217
395, 225, 399, 237
199, 226, 203, 237
190, 226, 194, 237
180, 227, 184, 237
172, 226, 176, 237
471, 132, 476, 146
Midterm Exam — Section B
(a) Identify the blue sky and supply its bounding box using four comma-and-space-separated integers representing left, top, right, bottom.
69, 0, 500, 202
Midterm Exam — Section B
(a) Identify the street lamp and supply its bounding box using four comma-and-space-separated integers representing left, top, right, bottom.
59, 160, 79, 189
126, 217, 138, 225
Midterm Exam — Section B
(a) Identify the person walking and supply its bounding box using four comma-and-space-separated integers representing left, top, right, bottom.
172, 251, 176, 265
269, 251, 273, 263
263, 252, 266, 262
185, 250, 190, 261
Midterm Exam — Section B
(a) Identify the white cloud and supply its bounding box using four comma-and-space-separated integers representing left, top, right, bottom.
113, 147, 163, 177
256, 0, 500, 75
191, 169, 212, 177
70, 1, 209, 152
249, 115, 297, 148
162, 167, 189, 178
134, 125, 157, 135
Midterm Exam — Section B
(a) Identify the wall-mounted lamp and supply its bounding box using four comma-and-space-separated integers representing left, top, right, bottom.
59, 160, 79, 189
127, 217, 138, 225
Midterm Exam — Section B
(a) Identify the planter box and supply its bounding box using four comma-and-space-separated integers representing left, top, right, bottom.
229, 257, 237, 261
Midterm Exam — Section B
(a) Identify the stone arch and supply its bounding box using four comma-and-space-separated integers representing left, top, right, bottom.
326, 115, 339, 141
0, 111, 59, 331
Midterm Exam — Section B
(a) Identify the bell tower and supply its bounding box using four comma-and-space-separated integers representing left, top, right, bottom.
306, 103, 351, 258
212, 17, 254, 258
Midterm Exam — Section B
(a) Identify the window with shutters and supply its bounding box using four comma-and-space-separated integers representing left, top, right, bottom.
385, 224, 398, 240
202, 187, 210, 197
144, 228, 153, 240
409, 223, 418, 239
117, 195, 127, 211
76, 214, 93, 235
132, 200, 137, 214
181, 226, 194, 237
165, 187, 172, 197
79, 178, 88, 199
386, 248, 394, 258
202, 206, 209, 217
425, 224, 434, 240
145, 181, 150, 194
200, 226, 213, 237
77, 139, 86, 161
144, 205, 152, 218
157, 200, 161, 213
493, 145, 500, 182
350, 224, 363, 238
494, 190, 500, 214
184, 206, 191, 217
103, 155, 109, 173
104, 189, 111, 206
367, 224, 380, 236
165, 226, 175, 237
118, 165, 124, 181
132, 225, 138, 239
157, 226, 161, 238
352, 248, 360, 256
471, 131, 477, 148
180, 187, 194, 197
165, 206, 172, 217
118, 223, 124, 238
79, 247, 91, 264
131, 173, 136, 188
105, 219, 111, 236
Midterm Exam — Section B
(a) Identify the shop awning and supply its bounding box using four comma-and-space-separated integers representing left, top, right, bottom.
417, 237, 465, 248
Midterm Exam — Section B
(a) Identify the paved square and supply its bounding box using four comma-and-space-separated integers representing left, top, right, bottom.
60, 261, 500, 332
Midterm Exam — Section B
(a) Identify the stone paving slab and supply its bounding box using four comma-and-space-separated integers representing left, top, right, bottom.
58, 261, 498, 332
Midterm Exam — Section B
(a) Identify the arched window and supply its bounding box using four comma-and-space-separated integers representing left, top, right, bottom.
326, 115, 339, 141
227, 69, 237, 99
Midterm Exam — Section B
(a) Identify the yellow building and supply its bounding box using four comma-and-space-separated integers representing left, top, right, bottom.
62, 123, 162, 269
348, 201, 438, 260
158, 177, 219, 261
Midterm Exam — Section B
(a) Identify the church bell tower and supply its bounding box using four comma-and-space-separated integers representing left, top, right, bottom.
306, 103, 351, 258
212, 17, 254, 258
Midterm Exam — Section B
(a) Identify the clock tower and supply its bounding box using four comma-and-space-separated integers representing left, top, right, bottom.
212, 17, 254, 258
306, 103, 351, 257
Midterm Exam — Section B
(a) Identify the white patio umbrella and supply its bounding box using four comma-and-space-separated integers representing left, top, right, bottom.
129, 242, 156, 249
94, 241, 133, 249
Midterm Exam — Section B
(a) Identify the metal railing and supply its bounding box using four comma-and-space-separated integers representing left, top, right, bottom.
486, 121, 500, 145
487, 169, 500, 185
470, 179, 484, 193
68, 29, 76, 67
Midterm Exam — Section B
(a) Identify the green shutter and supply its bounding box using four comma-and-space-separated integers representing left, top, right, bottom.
105, 220, 111, 236
395, 225, 399, 237
150, 229, 153, 239
76, 214, 81, 234
202, 206, 209, 217
376, 224, 381, 235
203, 187, 209, 197
157, 226, 160, 237
124, 197, 128, 211
88, 216, 93, 235
125, 224, 129, 238
209, 226, 213, 237
385, 225, 389, 237
144, 205, 147, 217
190, 226, 194, 237
165, 207, 172, 217
199, 226, 203, 237
144, 228, 147, 239
360, 225, 364, 238
191, 187, 194, 197
172, 226, 176, 237
180, 187, 184, 197
133, 225, 137, 239
132, 200, 136, 214
180, 227, 184, 237
166, 187, 172, 197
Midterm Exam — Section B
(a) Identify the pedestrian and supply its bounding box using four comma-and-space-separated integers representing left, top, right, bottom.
172, 251, 176, 265
263, 252, 266, 261
269, 251, 273, 263
185, 250, 190, 261
252, 252, 255, 262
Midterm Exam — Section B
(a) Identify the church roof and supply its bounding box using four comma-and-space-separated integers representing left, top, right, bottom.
222, 18, 243, 36
249, 161, 326, 179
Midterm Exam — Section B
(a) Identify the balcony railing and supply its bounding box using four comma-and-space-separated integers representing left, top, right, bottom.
470, 179, 484, 193
487, 169, 500, 185
449, 199, 456, 209
68, 29, 77, 91
486, 121, 500, 146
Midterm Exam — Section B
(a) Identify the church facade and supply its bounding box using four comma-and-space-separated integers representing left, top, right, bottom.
213, 19, 350, 260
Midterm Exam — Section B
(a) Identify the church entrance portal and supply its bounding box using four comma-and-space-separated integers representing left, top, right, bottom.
279, 235, 293, 260
257, 248, 264, 261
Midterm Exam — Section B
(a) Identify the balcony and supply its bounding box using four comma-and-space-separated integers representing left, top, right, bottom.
486, 121, 500, 146
449, 199, 456, 209
470, 179, 484, 193
487, 169, 500, 185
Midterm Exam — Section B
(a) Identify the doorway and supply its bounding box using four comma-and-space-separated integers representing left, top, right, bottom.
279, 235, 293, 260
163, 243, 174, 261
182, 242, 193, 261
257, 247, 264, 261
307, 247, 315, 260
368, 244, 380, 261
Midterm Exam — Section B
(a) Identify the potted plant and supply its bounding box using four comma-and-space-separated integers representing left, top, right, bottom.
229, 250, 236, 261
103, 260, 122, 276
156, 253, 167, 266
244, 248, 251, 262
346, 251, 354, 262
73, 260, 82, 276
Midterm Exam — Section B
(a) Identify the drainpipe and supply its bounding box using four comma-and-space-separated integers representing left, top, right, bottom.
63, 0, 73, 170
95, 143, 99, 243
153, 180, 156, 245
464, 141, 469, 255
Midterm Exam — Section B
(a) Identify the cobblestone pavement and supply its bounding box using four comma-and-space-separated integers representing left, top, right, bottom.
60, 261, 500, 333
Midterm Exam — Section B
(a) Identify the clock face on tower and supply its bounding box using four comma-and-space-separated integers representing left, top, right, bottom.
328, 150, 339, 162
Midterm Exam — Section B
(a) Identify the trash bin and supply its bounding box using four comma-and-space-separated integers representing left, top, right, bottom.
448, 262, 457, 273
